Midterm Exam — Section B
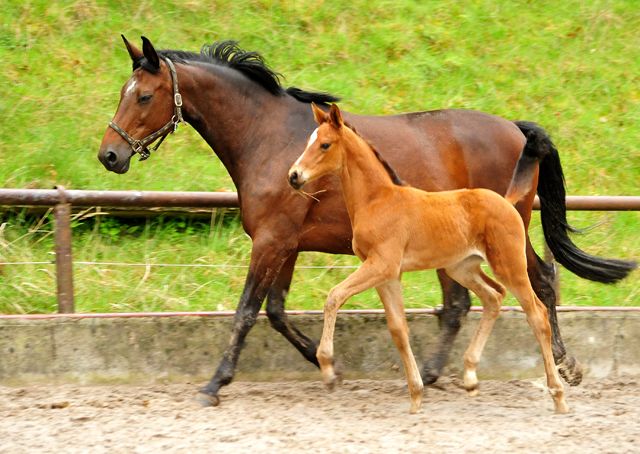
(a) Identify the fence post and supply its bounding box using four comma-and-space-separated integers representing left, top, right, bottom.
54, 186, 74, 313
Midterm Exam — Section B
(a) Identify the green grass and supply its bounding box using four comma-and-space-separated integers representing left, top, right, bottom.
0, 0, 638, 314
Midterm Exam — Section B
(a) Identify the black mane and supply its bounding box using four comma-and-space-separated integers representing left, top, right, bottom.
133, 40, 340, 105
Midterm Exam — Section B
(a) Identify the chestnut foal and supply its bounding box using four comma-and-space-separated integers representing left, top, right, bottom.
288, 103, 569, 415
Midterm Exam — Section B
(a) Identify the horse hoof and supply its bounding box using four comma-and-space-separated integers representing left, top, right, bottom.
558, 356, 583, 387
421, 369, 440, 386
196, 391, 220, 407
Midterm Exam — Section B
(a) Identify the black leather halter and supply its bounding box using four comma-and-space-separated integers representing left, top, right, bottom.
108, 57, 185, 161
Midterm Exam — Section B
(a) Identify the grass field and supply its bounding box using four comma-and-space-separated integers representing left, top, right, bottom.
0, 0, 638, 314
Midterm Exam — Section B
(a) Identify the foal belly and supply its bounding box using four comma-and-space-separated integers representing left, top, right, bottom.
400, 244, 483, 273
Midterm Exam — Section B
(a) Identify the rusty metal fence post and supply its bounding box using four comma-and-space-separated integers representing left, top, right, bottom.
53, 186, 74, 313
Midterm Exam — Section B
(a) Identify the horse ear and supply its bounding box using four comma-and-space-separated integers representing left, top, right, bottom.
328, 103, 344, 128
311, 102, 327, 124
141, 36, 160, 69
122, 35, 143, 62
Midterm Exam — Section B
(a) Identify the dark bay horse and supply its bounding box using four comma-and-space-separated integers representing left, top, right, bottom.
97, 36, 636, 406
287, 103, 569, 414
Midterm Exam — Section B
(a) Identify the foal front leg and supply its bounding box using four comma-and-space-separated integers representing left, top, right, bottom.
317, 257, 398, 389
376, 278, 423, 414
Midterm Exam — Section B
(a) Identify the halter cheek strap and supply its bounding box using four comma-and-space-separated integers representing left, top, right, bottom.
108, 57, 185, 161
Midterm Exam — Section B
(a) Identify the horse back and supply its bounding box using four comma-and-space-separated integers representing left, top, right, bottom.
345, 109, 526, 195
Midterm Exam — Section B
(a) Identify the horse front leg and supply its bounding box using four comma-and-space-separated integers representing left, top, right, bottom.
197, 237, 296, 406
527, 242, 583, 386
420, 269, 471, 385
266, 252, 320, 367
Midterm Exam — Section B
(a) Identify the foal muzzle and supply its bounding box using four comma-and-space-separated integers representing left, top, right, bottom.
288, 168, 307, 190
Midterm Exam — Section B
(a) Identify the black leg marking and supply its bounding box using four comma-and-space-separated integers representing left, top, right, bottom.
266, 252, 320, 367
421, 269, 472, 385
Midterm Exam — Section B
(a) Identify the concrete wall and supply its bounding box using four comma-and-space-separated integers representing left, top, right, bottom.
1, 311, 638, 384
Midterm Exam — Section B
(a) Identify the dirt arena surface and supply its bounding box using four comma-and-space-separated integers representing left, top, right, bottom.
1, 376, 638, 454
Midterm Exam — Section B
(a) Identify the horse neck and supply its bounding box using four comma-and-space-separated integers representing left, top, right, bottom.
177, 63, 291, 192
338, 130, 397, 219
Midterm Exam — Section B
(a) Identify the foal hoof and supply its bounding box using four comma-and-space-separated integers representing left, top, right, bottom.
558, 356, 583, 387
465, 386, 479, 398
196, 391, 220, 407
324, 374, 342, 392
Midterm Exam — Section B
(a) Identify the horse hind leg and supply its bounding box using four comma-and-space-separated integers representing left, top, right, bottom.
376, 278, 423, 414
445, 257, 506, 397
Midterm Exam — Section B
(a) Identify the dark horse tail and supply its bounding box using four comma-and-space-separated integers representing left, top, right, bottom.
510, 121, 637, 284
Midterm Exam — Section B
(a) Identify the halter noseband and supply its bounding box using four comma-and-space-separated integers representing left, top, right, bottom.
108, 57, 185, 161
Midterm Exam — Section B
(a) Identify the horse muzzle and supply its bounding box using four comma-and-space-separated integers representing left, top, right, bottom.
98, 146, 132, 174
288, 167, 308, 190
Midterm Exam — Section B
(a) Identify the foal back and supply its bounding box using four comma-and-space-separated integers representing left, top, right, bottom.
361, 186, 527, 274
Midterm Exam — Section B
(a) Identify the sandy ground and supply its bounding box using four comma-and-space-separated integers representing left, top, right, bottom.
0, 376, 639, 454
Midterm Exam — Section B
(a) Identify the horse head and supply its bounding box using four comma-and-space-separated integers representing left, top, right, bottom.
97, 36, 180, 174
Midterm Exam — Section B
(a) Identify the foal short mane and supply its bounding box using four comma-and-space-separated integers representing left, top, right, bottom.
344, 122, 404, 187
133, 40, 341, 105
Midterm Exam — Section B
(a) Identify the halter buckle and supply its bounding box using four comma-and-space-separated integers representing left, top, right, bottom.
132, 142, 150, 161
174, 93, 183, 107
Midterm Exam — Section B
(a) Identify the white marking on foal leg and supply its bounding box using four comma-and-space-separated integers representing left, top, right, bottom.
294, 128, 318, 165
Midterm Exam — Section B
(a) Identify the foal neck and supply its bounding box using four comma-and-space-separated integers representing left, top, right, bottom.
338, 129, 400, 216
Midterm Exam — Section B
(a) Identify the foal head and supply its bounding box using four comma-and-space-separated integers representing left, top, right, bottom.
288, 103, 348, 190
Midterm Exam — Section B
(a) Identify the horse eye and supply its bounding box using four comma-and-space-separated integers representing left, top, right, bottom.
320, 143, 331, 151
138, 94, 153, 104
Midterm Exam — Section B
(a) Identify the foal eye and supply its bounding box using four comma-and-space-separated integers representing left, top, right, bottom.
138, 94, 153, 104
320, 143, 331, 151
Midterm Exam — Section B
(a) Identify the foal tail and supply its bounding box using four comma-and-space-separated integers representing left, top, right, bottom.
509, 121, 637, 284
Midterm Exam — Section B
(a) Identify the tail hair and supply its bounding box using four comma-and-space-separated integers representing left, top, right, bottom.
504, 129, 549, 205
513, 121, 637, 283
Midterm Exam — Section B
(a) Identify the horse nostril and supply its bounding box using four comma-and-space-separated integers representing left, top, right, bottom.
105, 151, 118, 165
289, 171, 299, 184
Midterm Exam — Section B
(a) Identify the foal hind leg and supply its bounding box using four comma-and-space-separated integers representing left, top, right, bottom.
490, 254, 569, 414
526, 241, 583, 386
266, 252, 321, 367
376, 278, 423, 414
445, 257, 506, 397
421, 270, 471, 385
504, 281, 569, 413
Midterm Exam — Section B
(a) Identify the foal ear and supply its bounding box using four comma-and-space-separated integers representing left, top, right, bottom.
328, 103, 344, 129
311, 102, 327, 124
141, 36, 160, 69
122, 35, 143, 62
